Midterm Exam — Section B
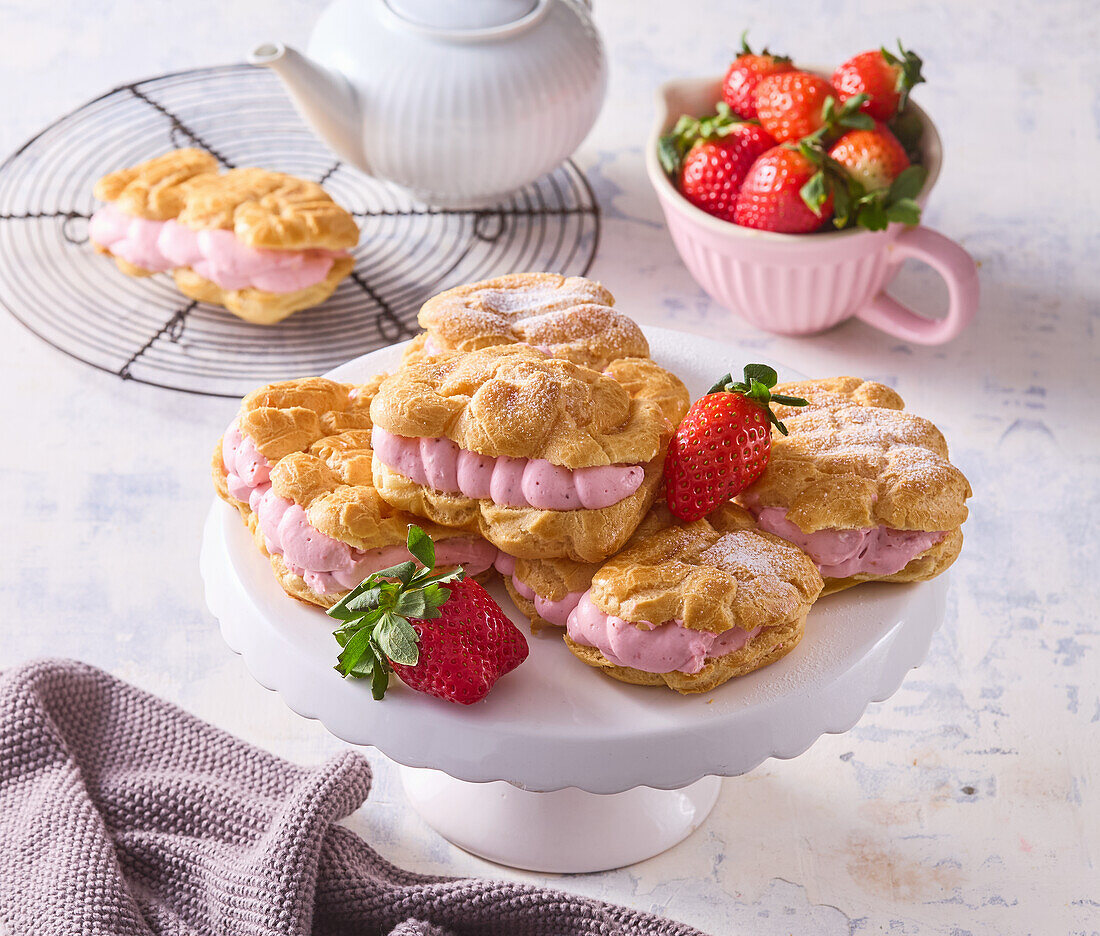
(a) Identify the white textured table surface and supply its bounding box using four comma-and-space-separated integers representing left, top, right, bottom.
1, 2, 1096, 933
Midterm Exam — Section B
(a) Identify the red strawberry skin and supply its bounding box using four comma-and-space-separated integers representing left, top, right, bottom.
391, 579, 528, 705
678, 124, 776, 222
665, 392, 772, 522
734, 147, 833, 233
833, 51, 903, 121
753, 72, 836, 143
829, 124, 910, 191
722, 54, 794, 120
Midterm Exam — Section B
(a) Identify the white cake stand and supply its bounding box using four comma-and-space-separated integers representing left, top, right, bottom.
201, 327, 948, 872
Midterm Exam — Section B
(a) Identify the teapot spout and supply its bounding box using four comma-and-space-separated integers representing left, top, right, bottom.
249, 42, 367, 173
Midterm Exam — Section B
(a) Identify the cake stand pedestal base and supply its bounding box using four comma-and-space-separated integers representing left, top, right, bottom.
401, 767, 722, 872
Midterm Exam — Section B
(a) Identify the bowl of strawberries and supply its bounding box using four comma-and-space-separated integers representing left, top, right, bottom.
645, 36, 979, 344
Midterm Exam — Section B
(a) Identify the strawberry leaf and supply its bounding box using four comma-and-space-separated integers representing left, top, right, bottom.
413, 567, 465, 589
336, 625, 380, 676
856, 197, 889, 231
359, 560, 417, 586
392, 589, 431, 620
838, 112, 874, 130
743, 363, 778, 386
884, 197, 921, 225
369, 664, 389, 700
375, 611, 420, 666
884, 40, 925, 110
800, 171, 829, 217
771, 393, 810, 406
406, 524, 435, 572
888, 164, 927, 202
832, 178, 855, 228
829, 94, 874, 132
343, 585, 383, 613
420, 582, 455, 613
657, 134, 682, 176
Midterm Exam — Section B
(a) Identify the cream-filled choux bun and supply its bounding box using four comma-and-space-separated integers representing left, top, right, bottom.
498, 501, 679, 632
402, 272, 650, 371
213, 376, 498, 609
369, 346, 687, 563
494, 361, 690, 632
564, 503, 824, 694
735, 377, 972, 594
90, 151, 359, 324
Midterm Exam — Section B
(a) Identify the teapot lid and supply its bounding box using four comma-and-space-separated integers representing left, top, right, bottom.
385, 0, 541, 32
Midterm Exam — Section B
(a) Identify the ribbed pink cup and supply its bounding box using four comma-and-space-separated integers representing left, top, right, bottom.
646, 76, 979, 344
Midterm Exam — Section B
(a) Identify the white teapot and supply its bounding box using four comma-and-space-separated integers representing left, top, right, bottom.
250, 0, 606, 207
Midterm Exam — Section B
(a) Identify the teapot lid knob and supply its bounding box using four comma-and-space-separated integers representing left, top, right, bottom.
385, 0, 540, 32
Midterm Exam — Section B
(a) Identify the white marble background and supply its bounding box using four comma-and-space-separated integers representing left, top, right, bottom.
1, 1, 1097, 933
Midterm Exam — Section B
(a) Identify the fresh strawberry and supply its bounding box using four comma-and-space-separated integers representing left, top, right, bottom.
827, 125, 928, 231
753, 71, 837, 143
328, 525, 528, 704
721, 32, 794, 120
665, 365, 808, 522
829, 123, 910, 191
658, 103, 775, 223
734, 145, 836, 233
390, 579, 527, 704
678, 124, 776, 222
833, 42, 924, 121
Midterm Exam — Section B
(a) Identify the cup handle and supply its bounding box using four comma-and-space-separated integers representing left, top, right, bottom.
855, 226, 979, 344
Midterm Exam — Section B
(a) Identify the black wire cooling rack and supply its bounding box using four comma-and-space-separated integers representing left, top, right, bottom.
0, 64, 601, 398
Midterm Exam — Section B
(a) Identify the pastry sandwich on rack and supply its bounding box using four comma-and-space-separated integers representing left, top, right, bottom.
369, 345, 683, 563
563, 503, 824, 693
403, 272, 649, 371
736, 377, 972, 593
213, 376, 498, 608
90, 149, 358, 324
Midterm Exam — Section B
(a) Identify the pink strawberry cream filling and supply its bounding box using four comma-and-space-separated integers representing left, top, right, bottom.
566, 593, 761, 675
371, 426, 645, 511
492, 553, 585, 627
221, 422, 496, 595
89, 204, 347, 293
749, 506, 945, 578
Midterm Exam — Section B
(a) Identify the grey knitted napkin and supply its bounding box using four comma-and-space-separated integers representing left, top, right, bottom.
0, 659, 707, 935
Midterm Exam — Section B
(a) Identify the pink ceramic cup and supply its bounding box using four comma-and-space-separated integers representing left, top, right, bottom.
645, 76, 979, 344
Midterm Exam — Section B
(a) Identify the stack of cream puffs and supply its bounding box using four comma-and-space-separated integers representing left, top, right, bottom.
213, 273, 971, 694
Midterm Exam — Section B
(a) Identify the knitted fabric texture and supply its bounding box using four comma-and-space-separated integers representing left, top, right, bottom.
0, 659, 707, 936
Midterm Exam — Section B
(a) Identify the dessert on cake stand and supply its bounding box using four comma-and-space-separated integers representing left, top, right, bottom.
201, 328, 948, 872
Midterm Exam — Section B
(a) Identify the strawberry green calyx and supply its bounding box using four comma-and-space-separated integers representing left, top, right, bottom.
658, 102, 751, 177
706, 364, 809, 436
328, 524, 463, 699
882, 40, 925, 111
784, 138, 850, 220
821, 93, 875, 133
853, 162, 927, 231
737, 29, 791, 63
